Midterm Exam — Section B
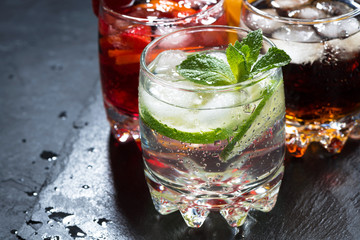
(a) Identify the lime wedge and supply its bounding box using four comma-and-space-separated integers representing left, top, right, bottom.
220, 79, 285, 161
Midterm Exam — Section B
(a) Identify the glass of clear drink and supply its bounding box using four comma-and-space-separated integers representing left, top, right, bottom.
93, 0, 227, 143
240, 0, 360, 157
139, 26, 287, 228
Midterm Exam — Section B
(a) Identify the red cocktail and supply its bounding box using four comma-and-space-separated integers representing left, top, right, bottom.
93, 0, 227, 143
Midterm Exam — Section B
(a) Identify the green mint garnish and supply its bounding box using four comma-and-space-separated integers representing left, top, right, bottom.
176, 29, 291, 86
175, 54, 236, 86
173, 29, 291, 161
250, 47, 292, 77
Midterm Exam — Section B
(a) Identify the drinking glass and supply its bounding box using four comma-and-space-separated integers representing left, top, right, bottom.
240, 0, 360, 157
94, 0, 227, 143
139, 26, 286, 228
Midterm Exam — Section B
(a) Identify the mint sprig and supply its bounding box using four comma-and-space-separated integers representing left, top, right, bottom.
176, 29, 291, 86
174, 29, 291, 161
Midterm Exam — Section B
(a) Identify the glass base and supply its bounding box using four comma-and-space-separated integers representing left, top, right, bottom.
349, 120, 360, 140
105, 105, 139, 143
286, 114, 360, 157
144, 165, 284, 228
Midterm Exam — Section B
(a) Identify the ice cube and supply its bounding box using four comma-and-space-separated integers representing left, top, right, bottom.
156, 27, 194, 49
155, 25, 180, 36
314, 18, 360, 39
270, 0, 312, 9
269, 24, 324, 64
151, 50, 188, 81
287, 6, 329, 19
313, 0, 355, 16
271, 38, 324, 64
181, 0, 218, 10
272, 25, 321, 42
244, 9, 283, 35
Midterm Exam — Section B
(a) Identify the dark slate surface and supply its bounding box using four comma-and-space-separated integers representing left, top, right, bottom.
1, 0, 360, 239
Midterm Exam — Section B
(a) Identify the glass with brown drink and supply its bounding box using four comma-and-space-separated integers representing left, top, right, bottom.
240, 0, 360, 157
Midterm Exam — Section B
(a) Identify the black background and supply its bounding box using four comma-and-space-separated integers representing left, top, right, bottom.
1, 0, 360, 239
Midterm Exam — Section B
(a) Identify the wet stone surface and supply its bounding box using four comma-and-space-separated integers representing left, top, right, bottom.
1, 0, 360, 239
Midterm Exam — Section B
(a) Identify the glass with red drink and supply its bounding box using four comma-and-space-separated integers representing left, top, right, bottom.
92, 0, 227, 143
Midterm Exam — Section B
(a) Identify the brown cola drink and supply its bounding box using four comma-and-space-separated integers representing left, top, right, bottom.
240, 0, 360, 157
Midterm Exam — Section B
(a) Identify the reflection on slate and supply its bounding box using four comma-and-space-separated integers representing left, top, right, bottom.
1, 0, 360, 239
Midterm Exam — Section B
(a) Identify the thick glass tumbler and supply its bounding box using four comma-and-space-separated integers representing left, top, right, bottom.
139, 26, 286, 228
240, 0, 360, 157
94, 0, 227, 143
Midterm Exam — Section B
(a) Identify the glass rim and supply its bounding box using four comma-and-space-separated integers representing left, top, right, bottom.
242, 0, 360, 25
101, 0, 224, 25
140, 25, 279, 93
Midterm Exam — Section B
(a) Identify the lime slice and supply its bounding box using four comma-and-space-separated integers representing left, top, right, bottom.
139, 82, 246, 144
140, 107, 233, 144
220, 79, 285, 161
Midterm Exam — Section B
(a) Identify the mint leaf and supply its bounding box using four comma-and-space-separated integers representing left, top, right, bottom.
251, 47, 291, 77
176, 54, 236, 86
226, 44, 249, 82
226, 29, 263, 82
237, 29, 263, 68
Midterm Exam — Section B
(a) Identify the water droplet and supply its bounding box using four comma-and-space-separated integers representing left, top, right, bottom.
54, 187, 59, 191
40, 151, 58, 161
82, 185, 90, 189
10, 229, 17, 234
58, 111, 67, 120
95, 218, 111, 227
87, 165, 93, 169
26, 220, 43, 231
45, 207, 54, 213
50, 64, 63, 71
48, 212, 73, 223
87, 147, 95, 153
243, 104, 255, 113
66, 225, 87, 238
214, 140, 221, 146
43, 236, 60, 240
73, 120, 88, 129
25, 191, 38, 197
